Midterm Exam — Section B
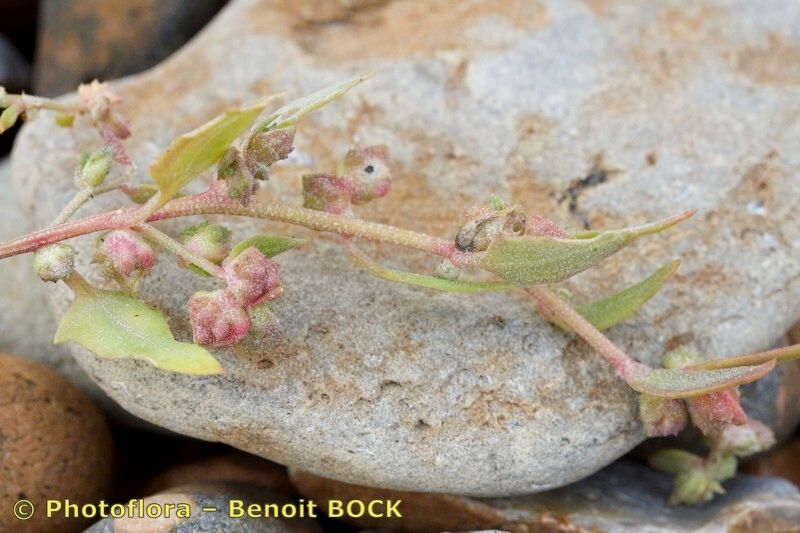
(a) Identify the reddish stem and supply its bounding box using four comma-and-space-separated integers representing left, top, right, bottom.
0, 191, 474, 264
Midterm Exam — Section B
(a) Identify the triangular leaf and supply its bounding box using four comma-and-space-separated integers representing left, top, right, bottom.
625, 361, 775, 398
257, 75, 369, 132
55, 277, 222, 375
227, 234, 306, 261
545, 260, 680, 331
481, 212, 692, 286
149, 95, 278, 208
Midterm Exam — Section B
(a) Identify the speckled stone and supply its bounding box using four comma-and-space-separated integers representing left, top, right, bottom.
9, 0, 800, 495
290, 460, 800, 532
0, 353, 113, 533
0, 159, 96, 396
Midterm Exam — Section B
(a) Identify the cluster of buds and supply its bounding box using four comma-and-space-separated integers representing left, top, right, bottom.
651, 449, 736, 505
188, 246, 283, 348
224, 247, 282, 307
93, 230, 155, 287
77, 80, 131, 139
302, 145, 391, 214
646, 346, 775, 504
217, 128, 295, 204
187, 290, 250, 348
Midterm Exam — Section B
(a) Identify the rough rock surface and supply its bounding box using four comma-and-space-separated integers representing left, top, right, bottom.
0, 353, 113, 533
290, 460, 800, 532
0, 160, 95, 393
0, 159, 150, 424
9, 0, 800, 495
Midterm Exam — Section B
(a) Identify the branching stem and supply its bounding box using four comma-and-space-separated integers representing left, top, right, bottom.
0, 191, 472, 263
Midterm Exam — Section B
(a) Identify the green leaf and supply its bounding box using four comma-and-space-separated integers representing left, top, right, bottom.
650, 449, 703, 475
149, 95, 278, 208
625, 361, 775, 398
0, 104, 20, 134
257, 75, 369, 132
547, 259, 681, 331
121, 184, 178, 204
347, 244, 513, 293
481, 212, 693, 286
54, 276, 222, 375
228, 234, 306, 260
689, 343, 800, 371
55, 113, 75, 128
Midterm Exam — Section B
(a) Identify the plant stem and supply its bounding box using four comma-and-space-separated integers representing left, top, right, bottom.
136, 224, 225, 279
62, 270, 94, 296
5, 93, 85, 114
0, 192, 470, 263
524, 285, 643, 377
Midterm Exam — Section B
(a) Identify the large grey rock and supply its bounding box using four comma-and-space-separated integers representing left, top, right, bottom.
290, 460, 800, 532
0, 159, 97, 394
9, 0, 800, 496
0, 160, 155, 426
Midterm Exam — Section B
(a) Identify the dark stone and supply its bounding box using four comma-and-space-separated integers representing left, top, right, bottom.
291, 460, 800, 532
33, 0, 226, 95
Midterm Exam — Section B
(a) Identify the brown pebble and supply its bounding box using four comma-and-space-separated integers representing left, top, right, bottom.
141, 450, 293, 497
0, 353, 113, 533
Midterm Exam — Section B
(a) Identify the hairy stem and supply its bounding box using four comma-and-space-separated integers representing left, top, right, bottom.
4, 93, 85, 114
136, 224, 225, 279
525, 285, 643, 377
53, 189, 96, 226
0, 191, 470, 263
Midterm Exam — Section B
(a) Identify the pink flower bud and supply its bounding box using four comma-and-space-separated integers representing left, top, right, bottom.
639, 394, 689, 437
223, 247, 282, 307
687, 389, 747, 435
188, 290, 250, 347
339, 145, 392, 204
526, 214, 570, 238
302, 173, 355, 214
78, 80, 130, 138
95, 230, 155, 278
180, 222, 232, 266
